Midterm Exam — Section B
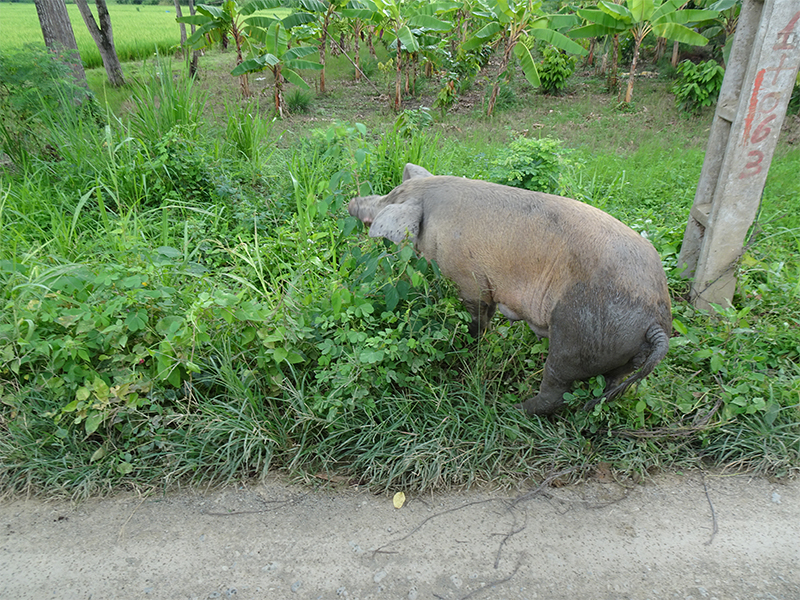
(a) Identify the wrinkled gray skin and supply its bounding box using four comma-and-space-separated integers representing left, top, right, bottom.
348, 164, 672, 416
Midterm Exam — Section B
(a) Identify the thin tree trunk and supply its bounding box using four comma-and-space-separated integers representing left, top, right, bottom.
34, 0, 87, 86
353, 20, 361, 82
394, 37, 402, 111
74, 0, 125, 86
188, 0, 199, 78
274, 66, 284, 118
608, 34, 619, 92
654, 36, 666, 62
368, 26, 376, 59
671, 40, 680, 68
624, 36, 643, 103
488, 37, 515, 117
585, 37, 595, 67
320, 7, 331, 93
174, 0, 187, 50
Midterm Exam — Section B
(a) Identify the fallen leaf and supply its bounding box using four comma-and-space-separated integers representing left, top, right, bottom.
393, 491, 406, 509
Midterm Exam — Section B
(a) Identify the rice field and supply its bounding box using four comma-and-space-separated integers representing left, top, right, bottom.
1, 3, 183, 68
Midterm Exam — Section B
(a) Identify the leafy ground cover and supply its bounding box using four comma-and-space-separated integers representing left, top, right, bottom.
1, 43, 798, 499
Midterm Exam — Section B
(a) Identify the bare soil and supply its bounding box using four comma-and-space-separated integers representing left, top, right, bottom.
2, 473, 798, 600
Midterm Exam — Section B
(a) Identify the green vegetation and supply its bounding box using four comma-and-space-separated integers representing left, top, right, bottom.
1, 4, 183, 69
672, 59, 726, 114
1, 3, 799, 498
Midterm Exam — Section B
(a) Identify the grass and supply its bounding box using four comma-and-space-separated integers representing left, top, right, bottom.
0, 40, 799, 499
2, 3, 183, 69
0, 3, 290, 70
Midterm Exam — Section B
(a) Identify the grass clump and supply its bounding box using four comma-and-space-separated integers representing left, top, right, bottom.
1, 47, 798, 499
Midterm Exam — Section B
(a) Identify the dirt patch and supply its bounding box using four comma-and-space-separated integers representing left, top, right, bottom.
2, 473, 798, 599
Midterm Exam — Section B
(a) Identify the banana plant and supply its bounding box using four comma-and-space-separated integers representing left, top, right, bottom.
571, 0, 718, 103
232, 20, 322, 117
371, 0, 453, 111
463, 0, 587, 116
178, 0, 317, 97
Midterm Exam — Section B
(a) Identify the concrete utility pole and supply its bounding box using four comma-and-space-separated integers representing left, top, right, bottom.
678, 0, 800, 311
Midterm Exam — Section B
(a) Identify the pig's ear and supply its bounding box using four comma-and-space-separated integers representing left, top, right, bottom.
368, 202, 422, 245
403, 163, 433, 181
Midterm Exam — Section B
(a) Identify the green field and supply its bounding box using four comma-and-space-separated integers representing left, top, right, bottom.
1, 4, 291, 69
1, 3, 182, 68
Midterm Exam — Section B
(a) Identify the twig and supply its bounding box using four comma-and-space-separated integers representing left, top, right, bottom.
702, 476, 718, 546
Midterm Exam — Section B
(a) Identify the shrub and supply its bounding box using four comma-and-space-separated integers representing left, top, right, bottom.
671, 59, 725, 114
538, 45, 578, 95
489, 136, 572, 194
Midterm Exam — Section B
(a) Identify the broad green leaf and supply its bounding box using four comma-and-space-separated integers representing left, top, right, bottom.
286, 59, 323, 72
85, 412, 103, 435
240, 0, 286, 15
407, 15, 453, 32
569, 23, 616, 38
528, 28, 588, 55
709, 0, 738, 10
472, 21, 503, 39
514, 42, 540, 87
300, 0, 328, 12
282, 12, 319, 29
653, 22, 709, 45
547, 13, 580, 30
285, 45, 319, 60
650, 0, 687, 21
116, 461, 134, 475
90, 446, 106, 462
598, 1, 632, 21
284, 68, 311, 89
265, 21, 288, 55
629, 0, 655, 22
396, 25, 419, 52
655, 9, 720, 25
576, 8, 630, 30
244, 16, 279, 28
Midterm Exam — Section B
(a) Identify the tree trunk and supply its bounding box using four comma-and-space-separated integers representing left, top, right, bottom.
671, 40, 680, 68
274, 66, 284, 118
174, 0, 187, 50
608, 34, 619, 92
33, 0, 87, 86
74, 0, 125, 86
231, 26, 249, 97
353, 20, 361, 82
585, 37, 595, 67
624, 36, 643, 104
654, 37, 666, 62
320, 7, 331, 93
368, 26, 376, 59
488, 38, 515, 117
188, 0, 200, 78
393, 37, 402, 111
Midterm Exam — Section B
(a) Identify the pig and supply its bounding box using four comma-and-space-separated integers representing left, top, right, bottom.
348, 163, 671, 416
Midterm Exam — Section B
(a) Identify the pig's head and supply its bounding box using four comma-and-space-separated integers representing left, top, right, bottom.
347, 163, 433, 245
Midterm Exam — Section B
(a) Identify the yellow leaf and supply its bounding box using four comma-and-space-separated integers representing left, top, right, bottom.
393, 491, 406, 509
